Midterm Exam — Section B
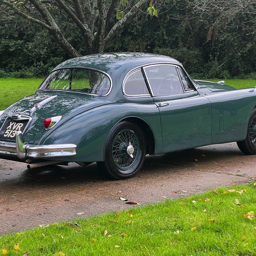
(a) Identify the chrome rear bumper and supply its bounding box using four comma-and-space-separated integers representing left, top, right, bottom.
0, 132, 77, 160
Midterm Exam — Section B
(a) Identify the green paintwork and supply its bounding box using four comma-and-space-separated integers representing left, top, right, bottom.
1, 53, 256, 163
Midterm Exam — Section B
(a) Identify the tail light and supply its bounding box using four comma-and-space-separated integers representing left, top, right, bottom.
44, 116, 62, 130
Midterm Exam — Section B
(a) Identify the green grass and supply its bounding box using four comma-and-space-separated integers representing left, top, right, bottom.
1, 183, 256, 255
208, 79, 256, 89
0, 78, 43, 110
0, 78, 256, 111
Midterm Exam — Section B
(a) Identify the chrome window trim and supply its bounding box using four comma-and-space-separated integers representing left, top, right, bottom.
123, 62, 196, 98
143, 63, 185, 97
176, 66, 197, 92
38, 67, 113, 97
123, 68, 151, 97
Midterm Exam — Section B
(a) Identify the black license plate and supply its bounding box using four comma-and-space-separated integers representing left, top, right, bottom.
0, 119, 28, 138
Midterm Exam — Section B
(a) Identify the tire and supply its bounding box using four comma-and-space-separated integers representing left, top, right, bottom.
237, 109, 256, 155
97, 121, 146, 179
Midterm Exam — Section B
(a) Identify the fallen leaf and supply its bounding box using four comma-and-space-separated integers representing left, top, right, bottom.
14, 243, 20, 250
115, 245, 120, 248
23, 252, 30, 256
222, 191, 227, 195
208, 219, 216, 222
174, 230, 180, 234
204, 198, 211, 202
104, 230, 108, 236
77, 212, 85, 215
191, 226, 197, 231
211, 190, 218, 194
119, 197, 128, 201
162, 196, 167, 199
192, 200, 197, 204
247, 211, 255, 220
203, 209, 207, 212
243, 189, 247, 193
235, 199, 240, 205
121, 233, 127, 237
125, 201, 138, 205
182, 190, 187, 193
92, 238, 96, 243
2, 249, 8, 255
108, 235, 112, 237
53, 252, 65, 256
227, 189, 236, 193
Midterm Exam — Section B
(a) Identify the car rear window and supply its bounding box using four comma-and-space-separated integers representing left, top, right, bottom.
39, 68, 111, 96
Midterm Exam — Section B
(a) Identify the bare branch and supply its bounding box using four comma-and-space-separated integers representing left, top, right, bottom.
0, 0, 53, 30
105, 0, 149, 46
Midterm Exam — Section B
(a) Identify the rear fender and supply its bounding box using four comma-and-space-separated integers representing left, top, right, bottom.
41, 103, 162, 162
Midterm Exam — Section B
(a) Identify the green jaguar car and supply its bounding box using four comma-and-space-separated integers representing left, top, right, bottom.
0, 53, 256, 179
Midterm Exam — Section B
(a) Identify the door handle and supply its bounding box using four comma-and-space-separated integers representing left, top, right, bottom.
157, 102, 169, 107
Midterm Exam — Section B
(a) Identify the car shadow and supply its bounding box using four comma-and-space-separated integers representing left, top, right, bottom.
0, 143, 245, 188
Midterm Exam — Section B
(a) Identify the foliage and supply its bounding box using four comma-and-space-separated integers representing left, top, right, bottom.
0, 0, 256, 78
1, 183, 256, 255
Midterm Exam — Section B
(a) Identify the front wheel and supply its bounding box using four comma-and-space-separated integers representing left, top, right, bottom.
237, 109, 256, 155
97, 121, 146, 179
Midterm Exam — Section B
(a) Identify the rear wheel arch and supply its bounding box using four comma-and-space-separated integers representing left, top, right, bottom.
120, 117, 155, 155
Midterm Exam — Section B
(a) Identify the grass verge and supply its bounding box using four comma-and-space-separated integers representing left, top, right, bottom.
0, 78, 43, 110
1, 183, 256, 255
0, 78, 256, 110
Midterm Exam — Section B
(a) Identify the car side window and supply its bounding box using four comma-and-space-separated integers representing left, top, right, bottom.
177, 67, 194, 91
144, 65, 184, 96
124, 69, 150, 96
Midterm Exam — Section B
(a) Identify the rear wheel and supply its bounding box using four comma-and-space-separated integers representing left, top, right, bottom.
97, 121, 146, 179
237, 109, 256, 155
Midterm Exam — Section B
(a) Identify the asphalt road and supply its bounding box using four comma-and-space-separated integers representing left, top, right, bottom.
0, 142, 255, 235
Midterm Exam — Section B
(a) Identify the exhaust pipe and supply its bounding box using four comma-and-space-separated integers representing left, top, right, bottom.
27, 161, 62, 169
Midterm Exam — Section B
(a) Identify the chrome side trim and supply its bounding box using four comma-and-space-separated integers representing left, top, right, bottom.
0, 132, 77, 160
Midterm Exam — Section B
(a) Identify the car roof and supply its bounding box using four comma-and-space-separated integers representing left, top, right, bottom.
54, 52, 182, 75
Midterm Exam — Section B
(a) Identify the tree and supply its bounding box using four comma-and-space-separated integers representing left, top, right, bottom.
0, 0, 158, 57
188, 0, 256, 40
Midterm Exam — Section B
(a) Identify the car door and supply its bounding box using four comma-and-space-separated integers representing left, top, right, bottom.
143, 64, 211, 152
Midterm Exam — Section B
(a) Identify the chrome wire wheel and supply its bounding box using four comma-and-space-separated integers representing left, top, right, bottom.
237, 109, 256, 155
112, 129, 140, 170
98, 121, 146, 179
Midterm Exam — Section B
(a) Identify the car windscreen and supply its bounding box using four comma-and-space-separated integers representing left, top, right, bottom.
39, 68, 111, 96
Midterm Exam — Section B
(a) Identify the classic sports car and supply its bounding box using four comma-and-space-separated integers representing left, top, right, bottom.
0, 53, 256, 179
